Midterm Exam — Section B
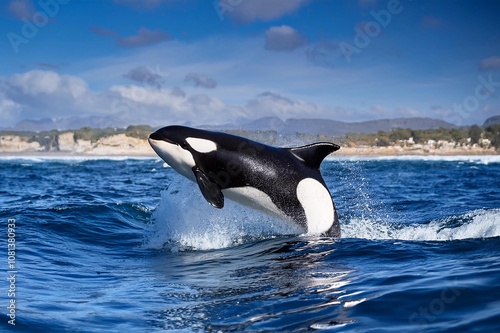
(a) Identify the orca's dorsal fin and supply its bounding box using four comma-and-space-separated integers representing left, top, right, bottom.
193, 168, 224, 208
287, 142, 340, 169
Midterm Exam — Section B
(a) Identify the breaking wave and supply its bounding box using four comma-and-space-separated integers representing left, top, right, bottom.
333, 155, 500, 164
342, 209, 500, 241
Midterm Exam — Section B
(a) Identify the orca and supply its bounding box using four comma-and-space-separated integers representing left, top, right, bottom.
149, 125, 341, 237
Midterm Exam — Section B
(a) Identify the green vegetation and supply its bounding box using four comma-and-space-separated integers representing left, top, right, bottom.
32, 130, 59, 150
226, 126, 499, 150
125, 125, 154, 139
1, 124, 499, 151
341, 126, 498, 150
74, 127, 110, 143
71, 125, 152, 142
468, 125, 482, 144
485, 124, 500, 150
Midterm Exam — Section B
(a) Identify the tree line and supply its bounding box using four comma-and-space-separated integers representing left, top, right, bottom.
1, 124, 499, 151
343, 125, 500, 149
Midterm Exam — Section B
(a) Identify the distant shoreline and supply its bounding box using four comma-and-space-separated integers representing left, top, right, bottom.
0, 146, 497, 159
336, 146, 497, 156
1, 125, 498, 157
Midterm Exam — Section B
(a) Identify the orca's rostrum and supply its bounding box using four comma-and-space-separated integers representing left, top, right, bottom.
149, 125, 341, 237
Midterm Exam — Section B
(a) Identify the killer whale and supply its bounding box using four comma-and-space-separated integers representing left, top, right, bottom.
149, 125, 341, 237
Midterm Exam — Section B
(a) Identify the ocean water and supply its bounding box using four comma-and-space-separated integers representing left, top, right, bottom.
1, 155, 500, 332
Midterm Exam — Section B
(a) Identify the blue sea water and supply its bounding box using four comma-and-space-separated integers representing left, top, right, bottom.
1, 155, 499, 332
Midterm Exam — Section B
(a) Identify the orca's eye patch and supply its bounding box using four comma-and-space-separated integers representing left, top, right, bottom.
185, 137, 217, 153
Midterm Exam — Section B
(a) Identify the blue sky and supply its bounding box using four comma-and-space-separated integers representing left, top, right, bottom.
1, 0, 499, 128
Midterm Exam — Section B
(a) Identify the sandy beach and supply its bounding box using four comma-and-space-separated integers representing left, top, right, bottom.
1, 130, 497, 158
0, 144, 497, 158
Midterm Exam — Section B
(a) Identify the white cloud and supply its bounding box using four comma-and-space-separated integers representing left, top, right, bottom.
184, 73, 217, 89
109, 85, 181, 106
0, 93, 22, 124
8, 70, 60, 95
123, 66, 165, 89
2, 70, 94, 122
0, 69, 435, 128
0, 35, 458, 128
108, 84, 241, 125
479, 56, 500, 71
7, 70, 88, 98
265, 26, 307, 52
0, 69, 355, 128
227, 0, 310, 23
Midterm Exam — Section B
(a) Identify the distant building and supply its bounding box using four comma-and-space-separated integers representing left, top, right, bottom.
481, 139, 491, 146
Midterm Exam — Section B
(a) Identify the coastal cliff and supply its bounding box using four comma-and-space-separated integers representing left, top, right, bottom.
0, 130, 497, 156
57, 132, 152, 155
0, 135, 44, 153
0, 131, 154, 155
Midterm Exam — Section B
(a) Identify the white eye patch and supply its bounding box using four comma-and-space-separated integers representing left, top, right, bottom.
186, 137, 217, 153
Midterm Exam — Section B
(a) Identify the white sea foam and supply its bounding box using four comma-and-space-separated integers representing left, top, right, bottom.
146, 176, 302, 251
0, 155, 157, 162
146, 174, 500, 250
331, 155, 500, 164
341, 209, 500, 241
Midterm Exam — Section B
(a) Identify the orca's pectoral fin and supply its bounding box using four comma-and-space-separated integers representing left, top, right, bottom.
193, 168, 224, 209
287, 142, 341, 169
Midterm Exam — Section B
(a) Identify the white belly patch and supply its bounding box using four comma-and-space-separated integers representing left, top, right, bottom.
296, 178, 334, 234
222, 187, 288, 220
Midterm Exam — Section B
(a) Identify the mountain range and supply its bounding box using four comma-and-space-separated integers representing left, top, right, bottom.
5, 116, 128, 132
3, 115, 500, 137
213, 117, 457, 137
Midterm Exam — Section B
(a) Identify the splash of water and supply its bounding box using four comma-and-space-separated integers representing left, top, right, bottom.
145, 176, 302, 251
341, 209, 500, 241
145, 168, 499, 250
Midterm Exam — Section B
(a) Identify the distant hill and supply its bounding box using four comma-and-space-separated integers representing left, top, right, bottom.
7, 116, 128, 132
483, 115, 500, 127
5, 115, 459, 135
219, 117, 457, 137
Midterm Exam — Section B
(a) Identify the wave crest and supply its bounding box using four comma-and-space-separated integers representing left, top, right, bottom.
342, 209, 500, 241
332, 155, 500, 164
